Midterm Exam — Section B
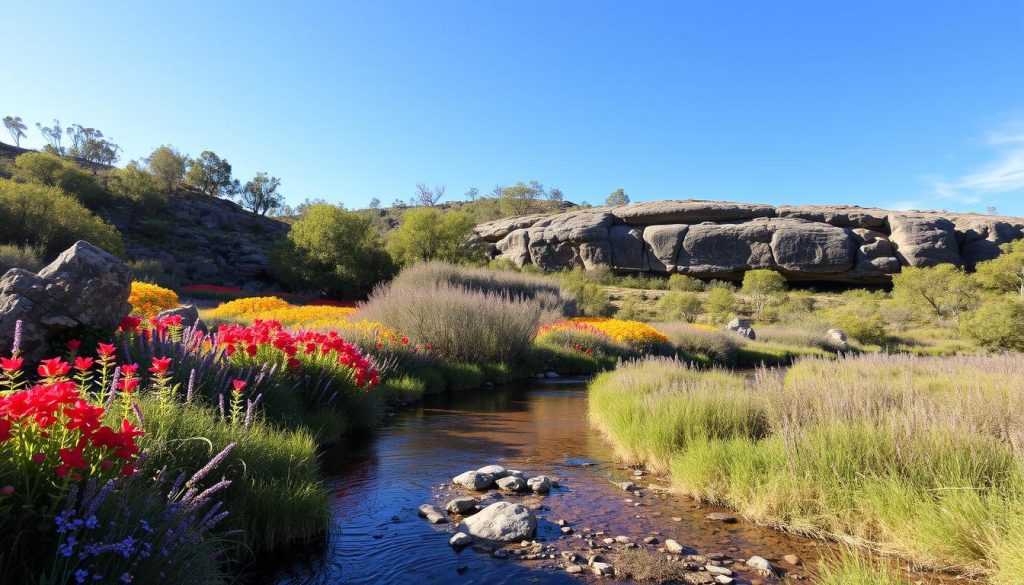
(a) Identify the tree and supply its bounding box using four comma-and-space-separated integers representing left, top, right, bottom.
465, 187, 479, 202
657, 292, 702, 322
974, 240, 1024, 298
36, 119, 65, 154
414, 183, 446, 206
185, 151, 237, 198
295, 197, 327, 216
386, 208, 479, 266
241, 172, 283, 215
146, 146, 188, 192
960, 296, 1024, 350
500, 181, 541, 216
269, 203, 394, 298
10, 152, 105, 207
741, 269, 787, 319
705, 286, 737, 324
892, 264, 979, 320
3, 116, 27, 146
549, 187, 564, 202
108, 162, 165, 210
66, 124, 120, 167
606, 188, 629, 206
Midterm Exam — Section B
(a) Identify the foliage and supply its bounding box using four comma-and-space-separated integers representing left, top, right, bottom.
270, 203, 395, 299
240, 172, 283, 215
0, 244, 43, 273
146, 145, 189, 193
656, 291, 702, 322
974, 239, 1024, 298
892, 264, 979, 320
605, 188, 629, 206
108, 162, 166, 209
705, 286, 737, 323
826, 290, 889, 345
0, 179, 124, 257
545, 317, 668, 347
35, 119, 66, 154
499, 181, 543, 216
667, 274, 704, 292
960, 295, 1024, 351
127, 282, 180, 320
3, 115, 27, 146
654, 322, 740, 365
10, 152, 106, 207
65, 124, 120, 167
185, 151, 237, 198
385, 207, 480, 266
740, 269, 786, 319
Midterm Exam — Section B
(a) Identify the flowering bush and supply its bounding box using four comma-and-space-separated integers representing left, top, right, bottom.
541, 317, 669, 346
238, 305, 357, 329
127, 282, 179, 320
535, 321, 636, 361
215, 320, 379, 390
204, 296, 291, 321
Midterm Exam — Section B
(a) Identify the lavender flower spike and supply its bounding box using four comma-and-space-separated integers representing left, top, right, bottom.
186, 442, 236, 488
186, 369, 196, 404
107, 367, 121, 409
11, 319, 22, 356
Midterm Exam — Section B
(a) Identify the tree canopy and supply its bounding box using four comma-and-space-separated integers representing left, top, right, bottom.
146, 146, 189, 193
241, 172, 283, 215
186, 151, 238, 198
3, 116, 27, 146
606, 188, 630, 206
386, 207, 479, 266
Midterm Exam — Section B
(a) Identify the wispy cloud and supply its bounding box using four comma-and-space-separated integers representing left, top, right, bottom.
927, 120, 1024, 205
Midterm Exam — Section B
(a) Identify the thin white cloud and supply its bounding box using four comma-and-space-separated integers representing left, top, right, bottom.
928, 121, 1024, 205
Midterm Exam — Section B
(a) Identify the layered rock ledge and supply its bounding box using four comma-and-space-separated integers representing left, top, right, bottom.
475, 200, 1024, 283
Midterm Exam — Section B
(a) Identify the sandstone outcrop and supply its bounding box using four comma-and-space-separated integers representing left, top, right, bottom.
477, 199, 1024, 283
0, 241, 132, 361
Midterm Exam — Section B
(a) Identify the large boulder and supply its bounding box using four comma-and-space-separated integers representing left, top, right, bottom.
614, 200, 775, 225
676, 220, 775, 277
460, 501, 537, 542
609, 225, 647, 271
769, 219, 854, 275
888, 214, 962, 267
776, 205, 888, 229
643, 224, 688, 272
0, 241, 132, 361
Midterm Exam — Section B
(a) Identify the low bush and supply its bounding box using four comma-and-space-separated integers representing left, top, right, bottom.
667, 274, 704, 292
0, 244, 43, 274
127, 281, 180, 319
655, 322, 739, 365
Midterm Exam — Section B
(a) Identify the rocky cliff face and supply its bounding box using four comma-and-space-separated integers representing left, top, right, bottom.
476, 200, 1024, 283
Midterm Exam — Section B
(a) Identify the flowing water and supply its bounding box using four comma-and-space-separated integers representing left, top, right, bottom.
265, 378, 971, 585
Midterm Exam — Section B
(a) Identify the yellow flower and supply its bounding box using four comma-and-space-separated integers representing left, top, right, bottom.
128, 282, 180, 319
544, 317, 669, 345
204, 296, 291, 321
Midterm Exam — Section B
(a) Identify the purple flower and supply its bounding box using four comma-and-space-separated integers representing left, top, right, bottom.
12, 319, 22, 356
75, 569, 89, 584
186, 369, 196, 404
186, 442, 236, 488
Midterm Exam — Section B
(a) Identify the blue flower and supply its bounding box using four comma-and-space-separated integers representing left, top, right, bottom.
119, 573, 132, 584
139, 519, 152, 533
58, 536, 78, 557
85, 515, 99, 529
74, 569, 89, 584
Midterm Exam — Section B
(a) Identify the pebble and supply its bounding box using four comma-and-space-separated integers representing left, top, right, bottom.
706, 512, 737, 523
492, 549, 509, 559
705, 564, 732, 576
783, 554, 802, 565
714, 576, 735, 585
614, 535, 632, 544
745, 555, 779, 576
561, 526, 573, 534
616, 481, 636, 491
591, 562, 614, 576
565, 565, 583, 574
449, 532, 473, 548
417, 504, 448, 524
671, 517, 683, 522
643, 536, 659, 545
665, 539, 685, 554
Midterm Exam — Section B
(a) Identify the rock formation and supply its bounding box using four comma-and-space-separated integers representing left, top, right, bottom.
0, 241, 132, 361
476, 200, 1024, 283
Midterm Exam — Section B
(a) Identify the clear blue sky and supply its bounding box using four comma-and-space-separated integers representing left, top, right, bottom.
4, 1, 1023, 214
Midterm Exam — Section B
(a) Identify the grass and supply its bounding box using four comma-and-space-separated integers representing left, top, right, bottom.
816, 549, 907, 585
588, 354, 1024, 581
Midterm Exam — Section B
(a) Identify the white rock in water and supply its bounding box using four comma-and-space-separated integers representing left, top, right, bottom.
477, 464, 508, 478
452, 470, 496, 490
664, 539, 684, 554
445, 497, 479, 515
496, 475, 527, 492
745, 555, 779, 575
418, 504, 447, 524
449, 532, 472, 548
591, 562, 614, 576
461, 501, 537, 542
527, 475, 553, 494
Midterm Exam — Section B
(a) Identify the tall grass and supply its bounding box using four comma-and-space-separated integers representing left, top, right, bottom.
588, 354, 1024, 581
654, 322, 740, 365
361, 263, 567, 365
0, 243, 43, 274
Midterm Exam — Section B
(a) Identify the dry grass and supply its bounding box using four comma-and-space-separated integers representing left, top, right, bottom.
612, 547, 693, 583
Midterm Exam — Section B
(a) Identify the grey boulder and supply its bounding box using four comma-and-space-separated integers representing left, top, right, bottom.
461, 502, 537, 542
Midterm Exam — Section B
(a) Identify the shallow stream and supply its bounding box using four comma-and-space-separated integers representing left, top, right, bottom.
264, 378, 968, 585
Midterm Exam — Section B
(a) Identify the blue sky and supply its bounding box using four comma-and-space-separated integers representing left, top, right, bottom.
3, 1, 1023, 213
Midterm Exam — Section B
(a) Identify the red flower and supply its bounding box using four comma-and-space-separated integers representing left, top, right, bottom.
59, 446, 89, 469
66, 339, 81, 352
0, 357, 23, 372
97, 343, 116, 358
121, 464, 137, 477
245, 344, 258, 357
38, 358, 71, 378
119, 315, 142, 332
32, 453, 46, 464
64, 400, 104, 434
149, 356, 172, 374
117, 378, 139, 393
0, 417, 11, 442
120, 364, 139, 377
73, 356, 94, 371
287, 357, 300, 370
401, 337, 409, 345
231, 379, 246, 393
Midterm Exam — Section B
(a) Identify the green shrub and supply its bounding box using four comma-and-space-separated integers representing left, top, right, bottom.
10, 151, 106, 207
827, 290, 889, 345
0, 178, 124, 257
656, 292, 702, 322
655, 322, 739, 365
386, 207, 482, 266
960, 296, 1024, 351
668, 274, 704, 292
130, 259, 178, 288
705, 287, 737, 323
0, 243, 43, 273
